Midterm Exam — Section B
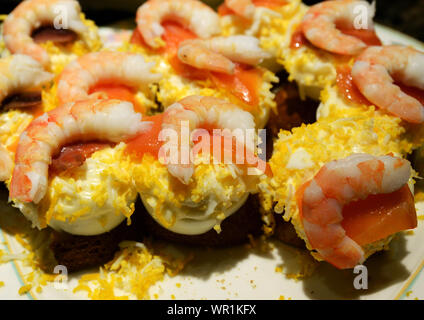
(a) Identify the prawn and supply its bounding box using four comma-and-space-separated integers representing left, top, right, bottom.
302, 0, 375, 55
9, 98, 151, 204
136, 0, 221, 49
0, 55, 53, 181
3, 0, 89, 67
0, 54, 53, 107
177, 35, 271, 74
351, 45, 424, 123
299, 153, 412, 269
57, 51, 161, 104
161, 95, 257, 184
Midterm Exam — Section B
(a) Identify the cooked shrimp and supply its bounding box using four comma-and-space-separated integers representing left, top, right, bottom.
0, 54, 53, 105
299, 153, 411, 269
136, 0, 221, 49
57, 51, 161, 104
177, 41, 236, 75
0, 145, 13, 181
302, 0, 375, 55
177, 36, 271, 74
161, 95, 256, 184
351, 45, 424, 123
225, 0, 256, 19
9, 98, 151, 204
3, 0, 89, 67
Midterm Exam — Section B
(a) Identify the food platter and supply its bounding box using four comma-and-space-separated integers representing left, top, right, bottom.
0, 23, 423, 300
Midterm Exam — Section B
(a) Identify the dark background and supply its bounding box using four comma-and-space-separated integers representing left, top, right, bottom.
1, 0, 423, 42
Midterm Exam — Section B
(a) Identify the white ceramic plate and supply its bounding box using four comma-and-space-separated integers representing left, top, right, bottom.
0, 25, 423, 300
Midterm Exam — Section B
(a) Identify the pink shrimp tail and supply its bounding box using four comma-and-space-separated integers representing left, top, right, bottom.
320, 238, 365, 269
10, 165, 34, 202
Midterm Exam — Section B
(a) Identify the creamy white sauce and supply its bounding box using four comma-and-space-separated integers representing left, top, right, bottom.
141, 192, 249, 235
